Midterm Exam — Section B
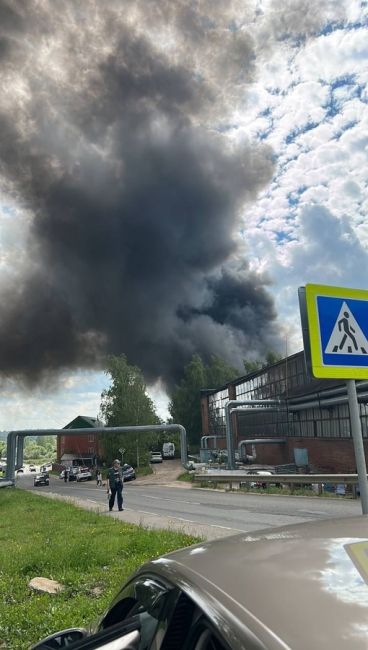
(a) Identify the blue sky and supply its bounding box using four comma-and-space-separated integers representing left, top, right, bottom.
0, 0, 367, 429
237, 4, 368, 356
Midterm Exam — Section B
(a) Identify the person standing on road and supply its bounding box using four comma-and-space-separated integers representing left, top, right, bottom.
64, 467, 68, 483
96, 469, 102, 486
107, 459, 124, 511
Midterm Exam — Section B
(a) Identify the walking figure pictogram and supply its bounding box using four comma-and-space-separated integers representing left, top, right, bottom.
325, 301, 368, 356
336, 311, 358, 352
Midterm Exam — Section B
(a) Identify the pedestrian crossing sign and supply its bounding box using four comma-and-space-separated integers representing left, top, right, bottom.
303, 284, 368, 378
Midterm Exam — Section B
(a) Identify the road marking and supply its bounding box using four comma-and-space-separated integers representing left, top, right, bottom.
124, 508, 245, 532
142, 494, 201, 505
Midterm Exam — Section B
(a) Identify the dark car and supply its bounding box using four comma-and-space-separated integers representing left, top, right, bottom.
31, 516, 368, 650
122, 463, 136, 481
34, 473, 49, 487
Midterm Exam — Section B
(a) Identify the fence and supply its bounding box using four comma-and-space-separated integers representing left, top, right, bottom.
193, 472, 364, 496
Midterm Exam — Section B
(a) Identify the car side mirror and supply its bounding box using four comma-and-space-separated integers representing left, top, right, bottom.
30, 627, 87, 649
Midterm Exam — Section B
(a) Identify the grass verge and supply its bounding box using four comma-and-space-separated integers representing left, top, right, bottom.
176, 471, 194, 482
135, 464, 153, 478
0, 489, 200, 649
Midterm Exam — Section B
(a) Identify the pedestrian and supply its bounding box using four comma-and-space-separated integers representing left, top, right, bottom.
63, 467, 68, 483
107, 459, 124, 511
96, 469, 102, 486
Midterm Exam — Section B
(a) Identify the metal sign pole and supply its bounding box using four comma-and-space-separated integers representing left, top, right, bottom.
346, 379, 368, 514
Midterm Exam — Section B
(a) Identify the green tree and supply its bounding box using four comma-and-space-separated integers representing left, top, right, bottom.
243, 359, 264, 374
36, 435, 55, 449
99, 355, 161, 467
243, 351, 282, 374
169, 354, 240, 447
265, 350, 282, 366
206, 355, 241, 387
168, 355, 206, 448
23, 440, 46, 460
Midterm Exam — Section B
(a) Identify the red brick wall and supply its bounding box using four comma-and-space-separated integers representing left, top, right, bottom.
199, 393, 368, 473
59, 433, 100, 459
251, 443, 286, 466
246, 436, 368, 472
286, 438, 368, 473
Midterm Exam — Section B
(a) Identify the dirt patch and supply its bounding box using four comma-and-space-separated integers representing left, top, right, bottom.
136, 459, 185, 485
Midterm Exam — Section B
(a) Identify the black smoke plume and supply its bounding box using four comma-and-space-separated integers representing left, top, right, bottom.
0, 0, 280, 388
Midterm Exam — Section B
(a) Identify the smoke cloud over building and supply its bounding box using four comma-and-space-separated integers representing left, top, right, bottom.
0, 0, 291, 387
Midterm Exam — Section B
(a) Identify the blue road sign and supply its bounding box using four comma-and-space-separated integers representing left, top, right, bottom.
304, 284, 368, 379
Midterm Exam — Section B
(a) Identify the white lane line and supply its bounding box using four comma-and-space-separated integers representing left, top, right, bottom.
124, 509, 245, 532
142, 494, 201, 505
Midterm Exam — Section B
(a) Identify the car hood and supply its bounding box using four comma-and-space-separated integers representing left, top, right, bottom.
148, 516, 368, 650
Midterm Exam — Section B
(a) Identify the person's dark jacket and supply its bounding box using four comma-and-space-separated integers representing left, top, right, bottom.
107, 466, 123, 489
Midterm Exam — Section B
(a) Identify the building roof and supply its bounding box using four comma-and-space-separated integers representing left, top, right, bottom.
63, 415, 103, 430
202, 350, 305, 395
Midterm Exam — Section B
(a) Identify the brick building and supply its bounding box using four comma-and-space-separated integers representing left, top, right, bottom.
201, 351, 368, 473
57, 415, 103, 467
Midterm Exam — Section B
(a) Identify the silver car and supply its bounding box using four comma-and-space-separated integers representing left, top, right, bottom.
122, 463, 136, 481
150, 452, 163, 464
31, 516, 368, 649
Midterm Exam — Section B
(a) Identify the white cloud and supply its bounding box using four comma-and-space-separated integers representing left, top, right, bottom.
239, 10, 368, 359
0, 371, 110, 431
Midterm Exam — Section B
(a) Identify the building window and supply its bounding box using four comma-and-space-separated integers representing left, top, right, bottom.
61, 436, 65, 444
88, 435, 95, 442
88, 447, 94, 454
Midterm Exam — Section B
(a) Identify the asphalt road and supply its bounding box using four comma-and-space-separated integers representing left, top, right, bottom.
17, 471, 362, 540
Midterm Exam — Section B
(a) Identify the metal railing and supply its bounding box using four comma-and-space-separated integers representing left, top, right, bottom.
193, 471, 365, 490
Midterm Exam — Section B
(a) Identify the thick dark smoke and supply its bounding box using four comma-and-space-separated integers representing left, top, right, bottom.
0, 0, 285, 388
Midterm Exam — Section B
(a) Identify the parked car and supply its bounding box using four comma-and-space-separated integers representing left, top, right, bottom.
16, 467, 24, 474
31, 516, 368, 650
122, 463, 136, 481
150, 452, 163, 464
162, 442, 175, 459
76, 467, 92, 482
34, 473, 49, 487
59, 468, 77, 481
29, 464, 36, 472
40, 463, 53, 473
247, 469, 275, 488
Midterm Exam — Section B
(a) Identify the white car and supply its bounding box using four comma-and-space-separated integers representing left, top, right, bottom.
247, 470, 275, 488
76, 467, 92, 481
162, 442, 175, 459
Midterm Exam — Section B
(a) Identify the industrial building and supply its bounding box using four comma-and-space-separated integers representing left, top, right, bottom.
200, 351, 368, 473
